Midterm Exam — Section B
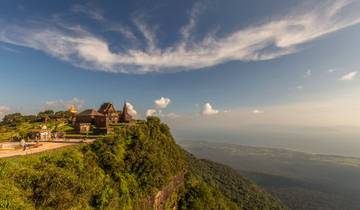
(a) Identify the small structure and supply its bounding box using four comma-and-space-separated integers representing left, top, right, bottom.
30, 125, 52, 141
119, 102, 133, 123
68, 105, 78, 126
78, 123, 91, 133
68, 105, 78, 115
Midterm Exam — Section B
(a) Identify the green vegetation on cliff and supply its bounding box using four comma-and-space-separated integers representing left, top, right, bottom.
0, 117, 285, 209
187, 154, 286, 210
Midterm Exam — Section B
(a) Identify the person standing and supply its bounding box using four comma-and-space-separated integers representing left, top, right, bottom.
20, 139, 26, 151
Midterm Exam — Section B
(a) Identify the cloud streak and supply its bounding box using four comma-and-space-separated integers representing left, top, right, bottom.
253, 109, 265, 114
45, 97, 85, 110
340, 71, 358, 81
71, 4, 104, 21
0, 1, 359, 74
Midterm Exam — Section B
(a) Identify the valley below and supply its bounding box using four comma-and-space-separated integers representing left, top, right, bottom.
179, 140, 360, 210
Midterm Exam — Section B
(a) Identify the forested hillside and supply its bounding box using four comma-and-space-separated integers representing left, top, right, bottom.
180, 140, 360, 210
0, 117, 286, 210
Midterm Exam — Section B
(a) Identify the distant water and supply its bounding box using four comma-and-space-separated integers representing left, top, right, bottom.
173, 126, 360, 158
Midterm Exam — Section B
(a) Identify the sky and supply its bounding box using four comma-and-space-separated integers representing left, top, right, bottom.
0, 0, 360, 155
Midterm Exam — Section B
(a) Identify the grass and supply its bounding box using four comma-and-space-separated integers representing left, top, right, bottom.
0, 122, 42, 142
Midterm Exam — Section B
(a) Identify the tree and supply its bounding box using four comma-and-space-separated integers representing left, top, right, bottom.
37, 110, 55, 118
2, 113, 25, 125
54, 111, 72, 119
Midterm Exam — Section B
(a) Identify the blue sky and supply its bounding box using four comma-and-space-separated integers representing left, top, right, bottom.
1, 0, 360, 154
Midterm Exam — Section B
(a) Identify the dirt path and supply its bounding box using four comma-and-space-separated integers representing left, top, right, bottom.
0, 140, 94, 159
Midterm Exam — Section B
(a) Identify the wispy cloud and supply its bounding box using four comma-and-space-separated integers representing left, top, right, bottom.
164, 112, 180, 119
132, 16, 158, 52
180, 1, 205, 42
0, 105, 10, 118
0, 1, 359, 74
45, 97, 85, 110
253, 109, 265, 114
340, 71, 358, 81
0, 44, 20, 53
107, 25, 138, 43
71, 4, 104, 21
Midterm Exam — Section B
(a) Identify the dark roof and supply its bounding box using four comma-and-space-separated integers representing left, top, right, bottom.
98, 102, 116, 113
77, 109, 104, 117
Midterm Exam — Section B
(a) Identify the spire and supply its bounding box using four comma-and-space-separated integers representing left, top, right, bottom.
120, 101, 133, 123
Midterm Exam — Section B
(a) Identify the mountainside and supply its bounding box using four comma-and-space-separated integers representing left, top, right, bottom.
186, 154, 285, 210
0, 117, 285, 210
180, 140, 360, 210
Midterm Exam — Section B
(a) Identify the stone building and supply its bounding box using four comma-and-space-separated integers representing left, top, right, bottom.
74, 102, 134, 134
76, 109, 107, 128
98, 102, 119, 124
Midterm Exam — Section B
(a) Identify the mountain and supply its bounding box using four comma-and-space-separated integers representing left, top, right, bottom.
0, 117, 286, 210
180, 140, 360, 210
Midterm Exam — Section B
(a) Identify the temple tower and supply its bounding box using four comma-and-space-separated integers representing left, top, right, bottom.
119, 102, 133, 123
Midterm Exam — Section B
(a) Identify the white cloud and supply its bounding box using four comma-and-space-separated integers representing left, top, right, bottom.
145, 97, 172, 118
328, 69, 336, 73
340, 71, 357, 81
145, 109, 157, 117
305, 69, 312, 77
126, 102, 137, 116
45, 97, 85, 110
253, 109, 265, 114
155, 97, 171, 109
0, 1, 359, 74
202, 103, 219, 115
0, 105, 10, 118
